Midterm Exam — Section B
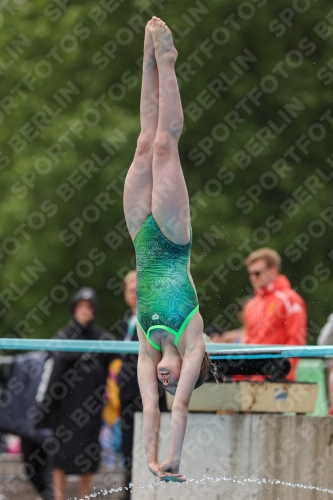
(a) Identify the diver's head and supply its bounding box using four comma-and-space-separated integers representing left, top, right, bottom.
157, 351, 211, 395
157, 350, 182, 395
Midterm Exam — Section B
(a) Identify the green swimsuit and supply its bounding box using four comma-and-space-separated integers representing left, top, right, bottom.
134, 214, 199, 352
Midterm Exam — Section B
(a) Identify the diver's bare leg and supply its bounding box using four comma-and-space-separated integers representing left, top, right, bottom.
151, 18, 190, 245
124, 19, 159, 240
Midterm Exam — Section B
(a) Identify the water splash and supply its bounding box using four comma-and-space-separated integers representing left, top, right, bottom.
68, 475, 333, 499
188, 475, 333, 494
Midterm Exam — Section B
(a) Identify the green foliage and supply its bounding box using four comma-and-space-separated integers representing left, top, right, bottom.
1, 0, 332, 343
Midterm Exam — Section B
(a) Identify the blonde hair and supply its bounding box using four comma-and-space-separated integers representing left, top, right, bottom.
244, 248, 281, 270
123, 270, 136, 285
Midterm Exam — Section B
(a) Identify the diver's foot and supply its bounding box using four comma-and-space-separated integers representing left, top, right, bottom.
150, 16, 178, 66
144, 19, 156, 65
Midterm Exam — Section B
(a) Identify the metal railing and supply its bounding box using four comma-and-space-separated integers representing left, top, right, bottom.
0, 338, 332, 359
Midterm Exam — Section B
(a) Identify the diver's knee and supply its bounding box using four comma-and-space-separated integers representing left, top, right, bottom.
135, 132, 154, 157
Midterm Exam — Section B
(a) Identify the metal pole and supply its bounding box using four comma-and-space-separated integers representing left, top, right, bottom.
1, 339, 333, 358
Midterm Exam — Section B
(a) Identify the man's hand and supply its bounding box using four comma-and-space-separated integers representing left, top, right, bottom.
159, 458, 186, 483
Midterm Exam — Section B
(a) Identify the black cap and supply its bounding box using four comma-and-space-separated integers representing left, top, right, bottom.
70, 287, 98, 317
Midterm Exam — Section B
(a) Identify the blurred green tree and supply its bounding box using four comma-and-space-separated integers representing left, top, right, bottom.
0, 0, 332, 343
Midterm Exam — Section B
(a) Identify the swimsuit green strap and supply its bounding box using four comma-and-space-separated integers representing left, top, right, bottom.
138, 304, 199, 352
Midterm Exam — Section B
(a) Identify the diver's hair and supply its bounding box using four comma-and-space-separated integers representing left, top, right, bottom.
194, 351, 210, 389
209, 358, 226, 384
194, 352, 225, 389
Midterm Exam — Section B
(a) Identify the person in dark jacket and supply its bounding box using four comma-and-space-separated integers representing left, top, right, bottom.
0, 352, 53, 500
34, 287, 118, 500
117, 271, 166, 500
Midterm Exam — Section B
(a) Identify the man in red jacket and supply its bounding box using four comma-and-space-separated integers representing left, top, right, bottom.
244, 248, 306, 381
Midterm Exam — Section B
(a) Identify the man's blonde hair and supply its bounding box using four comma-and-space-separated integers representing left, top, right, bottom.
123, 270, 136, 285
244, 248, 281, 270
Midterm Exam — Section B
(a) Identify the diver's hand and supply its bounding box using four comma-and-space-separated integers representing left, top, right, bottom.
148, 461, 166, 481
159, 458, 186, 483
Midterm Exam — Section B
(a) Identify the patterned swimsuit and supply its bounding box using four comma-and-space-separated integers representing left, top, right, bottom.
133, 214, 199, 351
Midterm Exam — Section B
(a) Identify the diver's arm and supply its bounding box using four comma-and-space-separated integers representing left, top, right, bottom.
136, 325, 166, 478
137, 350, 162, 472
137, 332, 186, 482
163, 340, 205, 469
166, 400, 188, 468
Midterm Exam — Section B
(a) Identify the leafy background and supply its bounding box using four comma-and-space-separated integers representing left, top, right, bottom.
1, 0, 333, 342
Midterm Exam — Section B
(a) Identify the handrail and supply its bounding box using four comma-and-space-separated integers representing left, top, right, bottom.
0, 339, 332, 359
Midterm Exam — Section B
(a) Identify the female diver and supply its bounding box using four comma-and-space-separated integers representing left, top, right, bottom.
123, 17, 211, 483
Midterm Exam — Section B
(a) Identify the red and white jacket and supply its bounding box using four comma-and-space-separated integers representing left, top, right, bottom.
244, 274, 307, 380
